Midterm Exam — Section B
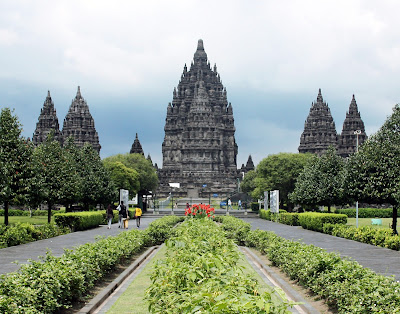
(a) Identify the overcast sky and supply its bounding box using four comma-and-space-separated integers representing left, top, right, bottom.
1, 0, 399, 167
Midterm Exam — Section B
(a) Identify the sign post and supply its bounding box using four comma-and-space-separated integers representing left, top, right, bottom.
270, 190, 279, 214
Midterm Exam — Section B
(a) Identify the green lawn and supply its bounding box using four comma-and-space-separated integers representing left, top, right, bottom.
0, 216, 53, 225
347, 217, 397, 229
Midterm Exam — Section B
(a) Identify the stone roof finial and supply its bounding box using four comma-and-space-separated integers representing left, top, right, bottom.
317, 88, 323, 103
197, 39, 204, 51
76, 86, 81, 99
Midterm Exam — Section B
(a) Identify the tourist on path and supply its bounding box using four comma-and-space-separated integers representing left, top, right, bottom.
238, 199, 242, 210
121, 201, 129, 229
135, 207, 142, 228
228, 198, 233, 210
106, 204, 114, 229
117, 201, 127, 228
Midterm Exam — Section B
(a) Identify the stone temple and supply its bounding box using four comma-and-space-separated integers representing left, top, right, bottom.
157, 39, 239, 198
299, 89, 367, 157
33, 86, 101, 153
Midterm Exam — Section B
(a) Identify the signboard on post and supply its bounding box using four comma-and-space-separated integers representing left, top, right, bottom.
120, 189, 129, 207
264, 191, 268, 210
270, 190, 279, 213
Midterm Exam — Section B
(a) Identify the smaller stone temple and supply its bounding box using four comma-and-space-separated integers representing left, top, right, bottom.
130, 133, 144, 155
32, 91, 62, 145
61, 86, 101, 153
239, 155, 255, 175
298, 89, 367, 157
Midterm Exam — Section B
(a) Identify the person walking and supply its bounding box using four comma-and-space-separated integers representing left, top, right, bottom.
120, 201, 128, 229
228, 198, 233, 210
238, 199, 242, 210
117, 202, 123, 228
106, 204, 114, 229
135, 207, 142, 228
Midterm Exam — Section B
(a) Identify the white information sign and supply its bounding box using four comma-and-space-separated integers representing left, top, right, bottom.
264, 191, 268, 210
120, 189, 129, 206
270, 190, 279, 213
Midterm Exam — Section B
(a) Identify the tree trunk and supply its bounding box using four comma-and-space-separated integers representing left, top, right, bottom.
392, 205, 398, 235
47, 202, 52, 224
4, 201, 9, 226
327, 204, 331, 213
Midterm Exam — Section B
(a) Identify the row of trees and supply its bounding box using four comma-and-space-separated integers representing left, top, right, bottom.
243, 104, 400, 234
0, 108, 158, 225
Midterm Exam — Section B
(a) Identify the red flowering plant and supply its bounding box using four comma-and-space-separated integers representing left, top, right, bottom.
185, 204, 215, 219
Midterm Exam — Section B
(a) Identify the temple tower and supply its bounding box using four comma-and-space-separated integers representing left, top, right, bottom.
61, 86, 101, 153
158, 39, 238, 198
32, 91, 62, 145
130, 133, 144, 155
240, 155, 255, 175
298, 89, 338, 155
338, 95, 367, 157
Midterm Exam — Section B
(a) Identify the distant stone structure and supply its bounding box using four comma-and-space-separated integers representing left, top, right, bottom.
61, 86, 101, 153
32, 91, 62, 145
299, 89, 367, 157
240, 155, 255, 175
157, 39, 239, 198
130, 133, 144, 155
33, 87, 101, 153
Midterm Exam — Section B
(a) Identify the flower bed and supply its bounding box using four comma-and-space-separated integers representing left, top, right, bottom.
184, 203, 215, 218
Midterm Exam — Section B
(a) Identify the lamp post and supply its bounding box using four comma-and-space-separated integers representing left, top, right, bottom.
354, 130, 361, 228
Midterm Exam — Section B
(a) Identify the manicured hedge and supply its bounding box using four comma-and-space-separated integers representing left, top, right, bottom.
259, 209, 287, 221
0, 223, 70, 248
323, 223, 400, 250
298, 212, 347, 232
335, 207, 398, 218
0, 209, 66, 216
279, 213, 300, 226
217, 216, 400, 313
0, 216, 183, 313
54, 212, 104, 231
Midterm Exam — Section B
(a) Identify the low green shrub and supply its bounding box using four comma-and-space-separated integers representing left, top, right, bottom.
146, 218, 293, 313
0, 209, 64, 216
215, 215, 251, 245
298, 212, 347, 232
279, 213, 300, 226
259, 209, 287, 222
322, 223, 400, 251
54, 212, 104, 231
0, 223, 70, 248
243, 227, 400, 313
0, 216, 181, 313
335, 208, 397, 218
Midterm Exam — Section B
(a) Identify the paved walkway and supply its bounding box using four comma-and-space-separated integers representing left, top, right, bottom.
1, 217, 399, 279
243, 218, 400, 279
0, 218, 156, 275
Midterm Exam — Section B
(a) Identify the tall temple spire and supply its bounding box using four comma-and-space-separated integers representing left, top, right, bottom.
62, 87, 101, 153
338, 94, 367, 157
32, 90, 62, 145
130, 133, 144, 155
298, 89, 338, 155
158, 39, 238, 198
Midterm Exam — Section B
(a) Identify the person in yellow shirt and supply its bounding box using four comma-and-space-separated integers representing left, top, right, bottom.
135, 207, 142, 228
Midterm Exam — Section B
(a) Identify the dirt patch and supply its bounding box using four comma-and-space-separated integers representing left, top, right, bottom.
248, 248, 337, 314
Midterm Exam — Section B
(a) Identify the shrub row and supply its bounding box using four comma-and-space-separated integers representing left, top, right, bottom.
323, 223, 400, 251
218, 216, 400, 312
146, 218, 293, 313
54, 211, 104, 231
259, 209, 287, 221
0, 216, 183, 313
335, 207, 398, 218
298, 212, 347, 232
0, 209, 65, 217
0, 223, 70, 248
279, 213, 300, 226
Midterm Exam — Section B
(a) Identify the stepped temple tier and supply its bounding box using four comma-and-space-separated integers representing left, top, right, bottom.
298, 89, 367, 157
61, 86, 101, 153
157, 39, 239, 198
33, 87, 101, 153
32, 91, 62, 145
130, 133, 144, 155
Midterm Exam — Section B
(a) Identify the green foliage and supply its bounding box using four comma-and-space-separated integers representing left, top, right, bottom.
102, 153, 158, 194
143, 216, 184, 246
279, 213, 300, 226
146, 219, 293, 313
335, 207, 398, 218
0, 209, 64, 216
54, 211, 104, 231
0, 108, 34, 225
298, 212, 347, 232
259, 209, 287, 222
244, 227, 400, 313
322, 223, 400, 250
103, 160, 140, 195
253, 153, 312, 209
0, 223, 70, 248
240, 170, 257, 194
0, 216, 180, 313
290, 147, 345, 211
215, 215, 251, 245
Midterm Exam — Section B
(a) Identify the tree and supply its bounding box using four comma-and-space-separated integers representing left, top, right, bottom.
252, 153, 312, 210
0, 108, 33, 225
290, 146, 345, 212
345, 104, 400, 234
32, 135, 68, 223
103, 160, 140, 195
240, 170, 257, 195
